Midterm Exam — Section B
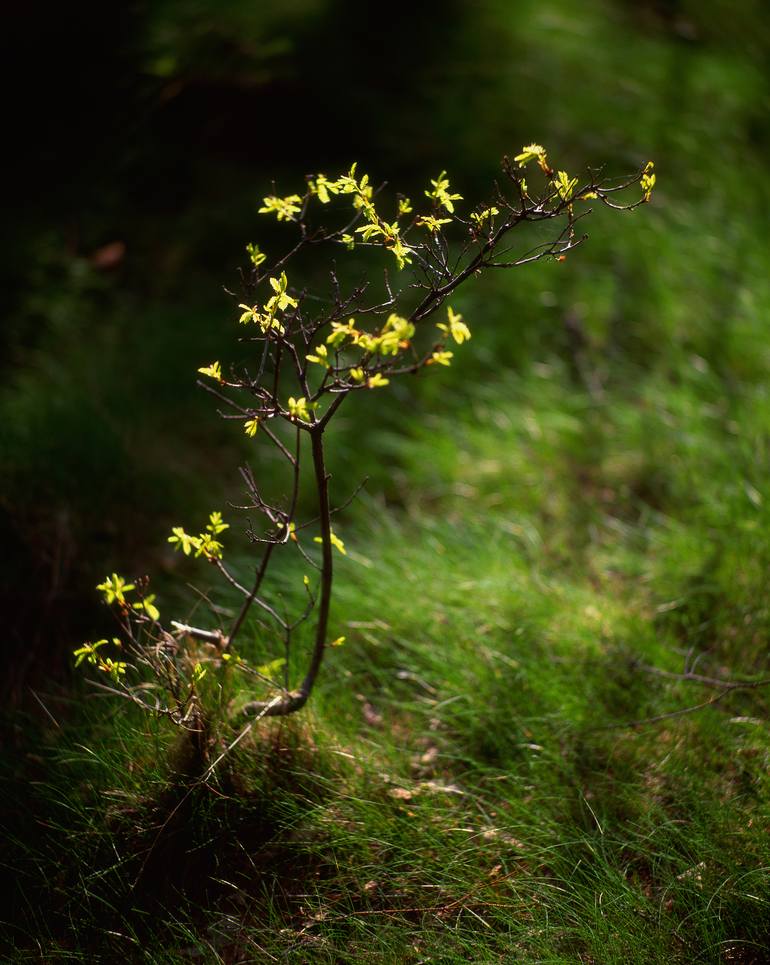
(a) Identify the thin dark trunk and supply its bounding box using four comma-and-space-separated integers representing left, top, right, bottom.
240, 427, 332, 717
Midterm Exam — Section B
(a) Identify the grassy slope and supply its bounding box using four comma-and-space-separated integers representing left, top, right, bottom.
7, 484, 770, 962
4, 0, 770, 961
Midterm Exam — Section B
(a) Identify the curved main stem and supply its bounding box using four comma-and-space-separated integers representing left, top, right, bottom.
241, 427, 332, 717
297, 429, 333, 698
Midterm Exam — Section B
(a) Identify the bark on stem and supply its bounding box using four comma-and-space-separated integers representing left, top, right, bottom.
240, 427, 332, 717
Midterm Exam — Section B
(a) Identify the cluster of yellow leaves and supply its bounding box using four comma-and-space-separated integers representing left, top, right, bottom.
309, 173, 339, 204
517, 150, 578, 203
307, 305, 468, 385
257, 165, 474, 272
334, 164, 373, 208
641, 161, 656, 201
261, 165, 464, 272
516, 145, 580, 203
425, 171, 463, 212
74, 638, 110, 665
436, 306, 471, 344
168, 511, 229, 561
238, 271, 298, 335
306, 343, 330, 368
259, 194, 302, 221
198, 361, 223, 382
416, 214, 452, 234
367, 372, 390, 388
378, 313, 415, 355
514, 144, 628, 206
73, 638, 128, 682
96, 573, 160, 621
326, 317, 359, 348
470, 206, 499, 227
514, 143, 552, 174
133, 595, 160, 621
307, 312, 418, 387
287, 396, 311, 421
552, 170, 578, 202
324, 313, 415, 359
514, 143, 653, 207
354, 197, 414, 270
100, 657, 128, 680
246, 242, 267, 267
96, 573, 134, 605
298, 166, 386, 254
429, 350, 454, 366
429, 306, 473, 367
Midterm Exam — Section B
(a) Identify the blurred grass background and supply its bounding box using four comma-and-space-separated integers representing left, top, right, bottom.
3, 0, 770, 960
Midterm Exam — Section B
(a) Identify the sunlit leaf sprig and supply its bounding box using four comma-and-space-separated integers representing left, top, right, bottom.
73, 638, 127, 683
168, 510, 230, 561
75, 147, 653, 749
